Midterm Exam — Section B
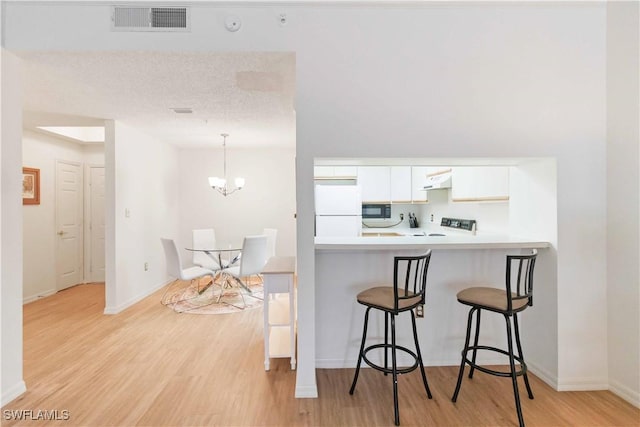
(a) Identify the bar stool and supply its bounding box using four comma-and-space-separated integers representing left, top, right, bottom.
451, 249, 538, 427
349, 250, 433, 426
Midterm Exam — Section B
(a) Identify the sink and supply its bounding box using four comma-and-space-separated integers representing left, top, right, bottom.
361, 232, 404, 237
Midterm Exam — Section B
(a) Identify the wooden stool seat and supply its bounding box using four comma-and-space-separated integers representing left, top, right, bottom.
357, 286, 421, 311
456, 287, 530, 312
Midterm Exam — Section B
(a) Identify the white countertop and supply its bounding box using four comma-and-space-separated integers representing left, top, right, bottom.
315, 226, 550, 251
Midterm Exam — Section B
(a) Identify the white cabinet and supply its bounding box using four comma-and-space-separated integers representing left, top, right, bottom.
262, 256, 296, 371
358, 166, 391, 203
314, 166, 357, 179
390, 166, 412, 203
451, 166, 509, 202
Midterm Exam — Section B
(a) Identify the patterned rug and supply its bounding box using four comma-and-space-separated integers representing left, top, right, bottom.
161, 276, 264, 314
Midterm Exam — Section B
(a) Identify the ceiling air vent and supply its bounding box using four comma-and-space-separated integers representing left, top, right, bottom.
111, 6, 190, 32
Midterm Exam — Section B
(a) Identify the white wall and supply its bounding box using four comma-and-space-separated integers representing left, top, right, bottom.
22, 130, 105, 302
177, 147, 296, 259
606, 1, 640, 407
509, 159, 559, 385
1, 49, 26, 406
289, 3, 607, 396
3, 1, 635, 402
104, 121, 180, 313
421, 190, 510, 233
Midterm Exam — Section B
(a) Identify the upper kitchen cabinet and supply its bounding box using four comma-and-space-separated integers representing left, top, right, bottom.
451, 166, 510, 202
314, 166, 358, 180
358, 166, 391, 203
390, 166, 412, 203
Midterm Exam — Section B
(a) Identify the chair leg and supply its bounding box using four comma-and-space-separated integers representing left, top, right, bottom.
349, 307, 371, 395
452, 307, 477, 402
410, 309, 432, 399
390, 313, 400, 426
505, 314, 525, 427
231, 276, 253, 294
384, 311, 389, 376
468, 308, 481, 379
513, 313, 534, 399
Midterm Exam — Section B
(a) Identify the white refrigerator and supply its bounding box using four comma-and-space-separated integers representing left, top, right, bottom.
315, 185, 362, 237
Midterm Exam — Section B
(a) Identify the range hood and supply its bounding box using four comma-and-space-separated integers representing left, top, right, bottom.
423, 172, 452, 190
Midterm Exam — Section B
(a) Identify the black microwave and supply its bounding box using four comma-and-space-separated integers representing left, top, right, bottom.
362, 203, 391, 219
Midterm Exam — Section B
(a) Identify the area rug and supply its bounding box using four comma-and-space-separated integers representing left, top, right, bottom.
162, 276, 264, 315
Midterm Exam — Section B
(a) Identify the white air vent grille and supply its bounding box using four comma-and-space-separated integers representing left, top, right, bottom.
112, 6, 190, 32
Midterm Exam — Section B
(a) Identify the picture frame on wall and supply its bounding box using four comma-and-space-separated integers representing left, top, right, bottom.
22, 167, 40, 205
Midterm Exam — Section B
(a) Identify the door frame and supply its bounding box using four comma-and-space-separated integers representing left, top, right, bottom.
84, 164, 105, 283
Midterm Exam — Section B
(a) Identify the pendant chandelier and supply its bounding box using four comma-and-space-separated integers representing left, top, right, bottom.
208, 133, 245, 196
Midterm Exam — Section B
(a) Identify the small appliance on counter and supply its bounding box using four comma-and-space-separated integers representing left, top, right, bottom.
408, 212, 419, 228
441, 217, 477, 235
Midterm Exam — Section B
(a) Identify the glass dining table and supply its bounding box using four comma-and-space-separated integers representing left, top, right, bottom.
185, 247, 250, 294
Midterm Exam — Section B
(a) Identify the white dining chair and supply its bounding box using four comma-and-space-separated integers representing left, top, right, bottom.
160, 238, 216, 309
220, 235, 268, 307
192, 228, 225, 272
263, 228, 277, 259
257, 228, 278, 285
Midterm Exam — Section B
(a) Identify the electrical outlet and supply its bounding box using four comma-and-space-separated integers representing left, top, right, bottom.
144, 262, 149, 271
415, 304, 424, 318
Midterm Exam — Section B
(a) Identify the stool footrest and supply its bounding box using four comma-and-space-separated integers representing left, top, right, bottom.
463, 345, 528, 378
362, 343, 419, 375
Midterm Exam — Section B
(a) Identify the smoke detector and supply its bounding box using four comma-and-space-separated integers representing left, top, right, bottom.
225, 15, 242, 32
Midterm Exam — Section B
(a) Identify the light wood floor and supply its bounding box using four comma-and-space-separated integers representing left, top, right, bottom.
3, 283, 638, 426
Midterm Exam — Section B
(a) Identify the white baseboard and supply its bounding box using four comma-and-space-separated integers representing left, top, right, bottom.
103, 280, 168, 315
609, 379, 640, 408
295, 384, 318, 398
556, 376, 609, 391
23, 289, 57, 304
502, 360, 608, 393
526, 360, 558, 390
1, 381, 26, 406
315, 358, 354, 369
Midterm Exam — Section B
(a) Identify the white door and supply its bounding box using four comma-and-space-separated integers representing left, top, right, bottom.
89, 166, 105, 282
56, 161, 83, 291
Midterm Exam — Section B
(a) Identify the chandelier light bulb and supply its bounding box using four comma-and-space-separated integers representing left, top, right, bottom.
208, 133, 244, 196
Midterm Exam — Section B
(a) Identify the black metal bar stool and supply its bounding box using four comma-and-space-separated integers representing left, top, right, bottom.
451, 249, 538, 427
349, 250, 433, 426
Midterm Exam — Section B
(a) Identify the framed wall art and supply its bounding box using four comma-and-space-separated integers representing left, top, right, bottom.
22, 167, 40, 205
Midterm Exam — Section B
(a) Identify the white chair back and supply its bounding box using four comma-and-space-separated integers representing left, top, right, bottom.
161, 238, 183, 279
239, 235, 268, 277
192, 229, 216, 267
262, 228, 277, 259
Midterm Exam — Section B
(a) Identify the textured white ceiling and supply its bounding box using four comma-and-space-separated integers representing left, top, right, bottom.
20, 51, 296, 148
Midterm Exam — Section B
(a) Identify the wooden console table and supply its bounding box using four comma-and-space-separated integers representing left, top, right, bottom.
262, 256, 296, 371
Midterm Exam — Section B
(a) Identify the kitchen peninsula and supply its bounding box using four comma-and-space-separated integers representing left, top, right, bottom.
312, 158, 556, 385
315, 228, 550, 250
314, 227, 551, 370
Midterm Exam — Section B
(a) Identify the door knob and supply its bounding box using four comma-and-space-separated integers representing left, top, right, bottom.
57, 230, 66, 236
